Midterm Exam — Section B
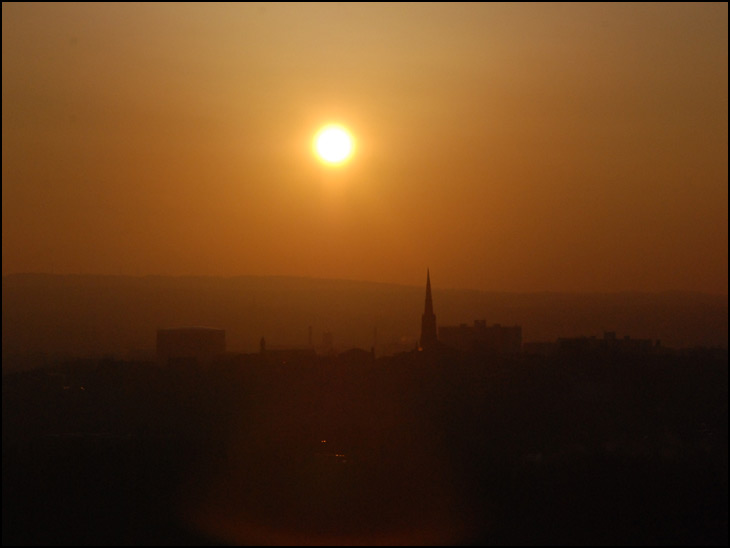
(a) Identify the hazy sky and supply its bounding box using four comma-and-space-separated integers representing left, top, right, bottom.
3, 3, 727, 293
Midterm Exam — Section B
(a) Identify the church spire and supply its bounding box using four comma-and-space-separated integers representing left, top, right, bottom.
424, 269, 433, 315
420, 269, 438, 348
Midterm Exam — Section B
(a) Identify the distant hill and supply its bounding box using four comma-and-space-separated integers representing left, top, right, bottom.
3, 274, 727, 371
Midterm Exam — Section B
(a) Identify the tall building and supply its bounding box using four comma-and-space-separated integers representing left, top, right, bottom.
420, 269, 438, 349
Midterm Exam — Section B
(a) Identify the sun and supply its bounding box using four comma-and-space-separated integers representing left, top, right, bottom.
313, 124, 354, 165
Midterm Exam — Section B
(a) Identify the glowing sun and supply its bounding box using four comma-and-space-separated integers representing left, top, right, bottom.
314, 125, 354, 164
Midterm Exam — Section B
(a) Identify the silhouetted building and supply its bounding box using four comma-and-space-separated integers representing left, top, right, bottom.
602, 331, 655, 354
420, 269, 438, 349
439, 320, 522, 355
156, 327, 226, 368
557, 331, 655, 356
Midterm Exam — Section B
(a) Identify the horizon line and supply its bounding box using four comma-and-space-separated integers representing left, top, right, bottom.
2, 271, 727, 298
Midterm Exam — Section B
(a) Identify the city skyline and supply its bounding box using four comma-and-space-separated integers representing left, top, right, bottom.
3, 3, 727, 294
3, 6, 727, 542
4, 267, 727, 545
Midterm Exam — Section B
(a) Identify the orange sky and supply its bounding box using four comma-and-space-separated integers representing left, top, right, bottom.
2, 3, 727, 293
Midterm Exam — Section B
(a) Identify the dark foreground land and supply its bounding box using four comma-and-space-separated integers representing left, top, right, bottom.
3, 349, 727, 545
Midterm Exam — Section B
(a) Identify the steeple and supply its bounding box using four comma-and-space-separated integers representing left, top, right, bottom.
420, 269, 438, 349
424, 269, 434, 315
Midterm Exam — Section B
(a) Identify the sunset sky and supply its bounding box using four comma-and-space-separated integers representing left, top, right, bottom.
3, 2, 727, 293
